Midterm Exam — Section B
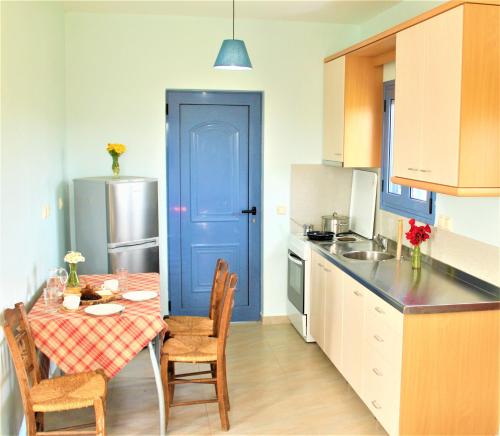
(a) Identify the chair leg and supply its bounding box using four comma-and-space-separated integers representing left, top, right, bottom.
26, 412, 37, 436
160, 354, 171, 429
94, 398, 106, 436
223, 356, 230, 411
168, 361, 176, 402
216, 362, 230, 431
210, 363, 218, 397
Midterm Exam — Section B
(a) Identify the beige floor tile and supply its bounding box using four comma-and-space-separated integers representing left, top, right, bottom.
47, 323, 387, 436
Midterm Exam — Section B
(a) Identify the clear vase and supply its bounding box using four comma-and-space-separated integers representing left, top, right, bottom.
112, 155, 120, 176
66, 263, 81, 293
411, 245, 422, 270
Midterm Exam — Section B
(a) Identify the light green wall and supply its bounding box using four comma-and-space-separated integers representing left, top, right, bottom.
358, 0, 444, 40
64, 12, 361, 317
0, 2, 67, 434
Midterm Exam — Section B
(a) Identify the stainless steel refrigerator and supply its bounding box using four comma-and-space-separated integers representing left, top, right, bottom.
73, 177, 159, 274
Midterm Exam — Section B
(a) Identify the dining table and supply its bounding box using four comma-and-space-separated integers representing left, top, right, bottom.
28, 272, 168, 436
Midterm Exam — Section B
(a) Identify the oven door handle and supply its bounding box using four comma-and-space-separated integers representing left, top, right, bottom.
288, 252, 303, 266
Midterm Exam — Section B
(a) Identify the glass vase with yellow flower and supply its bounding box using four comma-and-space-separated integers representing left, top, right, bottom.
107, 143, 126, 176
64, 251, 85, 294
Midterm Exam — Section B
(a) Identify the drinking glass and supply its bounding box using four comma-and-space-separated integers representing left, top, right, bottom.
48, 267, 68, 294
116, 268, 128, 292
43, 286, 62, 313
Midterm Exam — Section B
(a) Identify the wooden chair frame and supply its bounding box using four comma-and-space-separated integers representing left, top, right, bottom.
3, 303, 107, 436
161, 273, 238, 431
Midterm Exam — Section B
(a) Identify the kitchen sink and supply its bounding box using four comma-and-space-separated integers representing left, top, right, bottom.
342, 250, 395, 261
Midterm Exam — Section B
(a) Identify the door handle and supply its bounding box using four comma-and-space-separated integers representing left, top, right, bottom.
241, 206, 257, 215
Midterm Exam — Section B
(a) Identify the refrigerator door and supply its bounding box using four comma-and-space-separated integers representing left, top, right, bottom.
107, 179, 158, 244
108, 239, 159, 273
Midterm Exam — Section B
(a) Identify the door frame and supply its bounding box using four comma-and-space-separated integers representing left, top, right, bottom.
166, 90, 263, 320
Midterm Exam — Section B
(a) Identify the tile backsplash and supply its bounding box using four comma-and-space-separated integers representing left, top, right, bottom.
290, 164, 353, 234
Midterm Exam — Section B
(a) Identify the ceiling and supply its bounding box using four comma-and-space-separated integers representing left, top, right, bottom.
62, 1, 402, 25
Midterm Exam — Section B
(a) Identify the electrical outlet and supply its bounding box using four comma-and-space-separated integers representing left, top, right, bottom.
276, 205, 286, 215
58, 197, 64, 209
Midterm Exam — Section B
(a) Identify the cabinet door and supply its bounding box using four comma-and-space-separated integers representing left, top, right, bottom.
323, 57, 345, 162
341, 274, 365, 394
309, 252, 325, 348
394, 6, 463, 186
324, 264, 343, 370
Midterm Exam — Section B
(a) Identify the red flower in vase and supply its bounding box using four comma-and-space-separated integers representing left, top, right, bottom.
405, 218, 431, 246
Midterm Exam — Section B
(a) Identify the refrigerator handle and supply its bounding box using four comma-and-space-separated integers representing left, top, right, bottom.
108, 237, 159, 251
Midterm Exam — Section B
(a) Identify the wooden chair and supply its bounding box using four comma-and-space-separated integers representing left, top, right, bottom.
3, 303, 107, 436
161, 273, 238, 431
166, 258, 229, 337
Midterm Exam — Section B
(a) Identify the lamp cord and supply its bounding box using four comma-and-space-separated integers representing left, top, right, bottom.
232, 0, 235, 39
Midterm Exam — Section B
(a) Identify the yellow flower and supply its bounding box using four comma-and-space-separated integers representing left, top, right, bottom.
106, 143, 126, 156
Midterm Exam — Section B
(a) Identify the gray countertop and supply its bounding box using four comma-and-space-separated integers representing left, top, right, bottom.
309, 239, 500, 314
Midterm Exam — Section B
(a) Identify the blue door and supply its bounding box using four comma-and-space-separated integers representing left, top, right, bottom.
167, 91, 262, 321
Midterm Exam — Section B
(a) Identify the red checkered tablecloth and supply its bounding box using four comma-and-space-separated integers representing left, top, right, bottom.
29, 273, 167, 378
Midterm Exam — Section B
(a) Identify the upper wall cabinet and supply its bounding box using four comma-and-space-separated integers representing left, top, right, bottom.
393, 4, 500, 196
323, 55, 383, 168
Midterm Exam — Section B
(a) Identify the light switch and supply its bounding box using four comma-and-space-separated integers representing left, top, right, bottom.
42, 205, 50, 219
276, 205, 286, 215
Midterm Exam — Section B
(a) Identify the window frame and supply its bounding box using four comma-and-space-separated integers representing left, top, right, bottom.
380, 80, 436, 225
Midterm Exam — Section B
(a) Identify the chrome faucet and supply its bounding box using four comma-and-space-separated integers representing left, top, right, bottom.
375, 234, 388, 251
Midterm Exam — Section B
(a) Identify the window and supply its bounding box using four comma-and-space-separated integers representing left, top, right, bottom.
380, 81, 435, 224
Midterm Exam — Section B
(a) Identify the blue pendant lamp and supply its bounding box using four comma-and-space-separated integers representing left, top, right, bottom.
214, 0, 252, 70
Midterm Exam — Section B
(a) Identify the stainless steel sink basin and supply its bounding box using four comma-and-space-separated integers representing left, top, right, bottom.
342, 251, 395, 261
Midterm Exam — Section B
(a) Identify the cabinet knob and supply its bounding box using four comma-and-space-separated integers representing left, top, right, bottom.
374, 306, 385, 314
372, 368, 383, 377
373, 334, 384, 343
371, 400, 382, 410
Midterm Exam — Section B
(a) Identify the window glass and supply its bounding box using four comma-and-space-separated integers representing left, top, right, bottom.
387, 100, 401, 195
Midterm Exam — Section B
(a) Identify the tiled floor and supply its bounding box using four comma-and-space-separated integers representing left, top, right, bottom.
47, 322, 386, 435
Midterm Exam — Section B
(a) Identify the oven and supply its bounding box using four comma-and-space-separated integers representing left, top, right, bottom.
287, 233, 314, 342
287, 250, 305, 314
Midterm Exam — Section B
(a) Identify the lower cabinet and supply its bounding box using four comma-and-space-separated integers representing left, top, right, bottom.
309, 251, 402, 435
309, 250, 499, 435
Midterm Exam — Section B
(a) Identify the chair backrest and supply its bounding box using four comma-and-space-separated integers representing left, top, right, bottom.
216, 273, 238, 357
209, 259, 229, 326
3, 303, 41, 415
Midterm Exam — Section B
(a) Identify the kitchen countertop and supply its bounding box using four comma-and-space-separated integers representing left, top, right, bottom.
309, 238, 500, 314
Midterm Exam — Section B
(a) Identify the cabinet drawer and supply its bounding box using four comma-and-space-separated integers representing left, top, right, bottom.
365, 309, 403, 366
365, 290, 403, 332
363, 346, 401, 435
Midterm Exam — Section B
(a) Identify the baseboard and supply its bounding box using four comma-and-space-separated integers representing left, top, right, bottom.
261, 315, 290, 325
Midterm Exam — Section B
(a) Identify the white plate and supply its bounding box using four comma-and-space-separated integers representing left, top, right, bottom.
84, 303, 124, 316
122, 291, 158, 302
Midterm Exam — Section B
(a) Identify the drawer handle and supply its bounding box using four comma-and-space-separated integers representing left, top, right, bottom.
353, 290, 363, 297
334, 152, 342, 156
407, 167, 418, 171
419, 169, 431, 173
373, 334, 384, 343
324, 268, 331, 273
318, 263, 324, 268
372, 368, 383, 377
374, 306, 385, 314
371, 400, 382, 410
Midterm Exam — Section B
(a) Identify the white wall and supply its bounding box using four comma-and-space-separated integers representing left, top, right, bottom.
0, 2, 67, 434
64, 12, 360, 316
